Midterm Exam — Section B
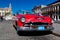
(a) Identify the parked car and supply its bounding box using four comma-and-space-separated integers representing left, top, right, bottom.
13, 13, 54, 34
3, 16, 12, 20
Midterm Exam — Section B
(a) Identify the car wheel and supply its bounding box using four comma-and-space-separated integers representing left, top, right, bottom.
17, 31, 23, 36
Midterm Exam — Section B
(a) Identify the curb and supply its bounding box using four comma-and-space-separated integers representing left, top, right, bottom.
52, 31, 60, 37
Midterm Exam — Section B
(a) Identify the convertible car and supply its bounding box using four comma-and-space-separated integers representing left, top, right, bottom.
13, 13, 54, 33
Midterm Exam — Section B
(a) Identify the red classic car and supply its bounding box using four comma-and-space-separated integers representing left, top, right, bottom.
13, 13, 54, 33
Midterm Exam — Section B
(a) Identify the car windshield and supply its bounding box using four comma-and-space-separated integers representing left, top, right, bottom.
25, 12, 32, 14
16, 10, 34, 14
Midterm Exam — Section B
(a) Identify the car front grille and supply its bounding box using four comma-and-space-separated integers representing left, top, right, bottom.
24, 22, 48, 27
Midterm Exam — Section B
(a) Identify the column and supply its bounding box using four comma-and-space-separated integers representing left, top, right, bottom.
54, 6, 56, 21
57, 6, 59, 21
1, 12, 2, 16
55, 15, 56, 21
57, 5, 59, 11
58, 15, 59, 21
54, 6, 57, 20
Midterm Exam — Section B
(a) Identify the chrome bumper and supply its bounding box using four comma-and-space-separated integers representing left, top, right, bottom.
16, 26, 54, 31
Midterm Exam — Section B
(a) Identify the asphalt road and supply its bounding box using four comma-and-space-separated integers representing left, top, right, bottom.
0, 20, 60, 40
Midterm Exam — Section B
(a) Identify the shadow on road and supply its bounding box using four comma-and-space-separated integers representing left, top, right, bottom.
54, 21, 60, 24
17, 31, 52, 36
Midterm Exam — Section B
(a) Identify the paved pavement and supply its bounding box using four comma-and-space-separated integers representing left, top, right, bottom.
53, 23, 60, 36
0, 20, 60, 40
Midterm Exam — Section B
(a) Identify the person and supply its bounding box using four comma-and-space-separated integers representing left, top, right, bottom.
35, 10, 43, 16
0, 16, 3, 21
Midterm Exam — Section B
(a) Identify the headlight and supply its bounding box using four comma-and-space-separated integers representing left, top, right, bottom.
45, 26, 49, 29
21, 17, 25, 22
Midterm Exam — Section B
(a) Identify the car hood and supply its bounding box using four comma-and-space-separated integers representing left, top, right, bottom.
24, 14, 52, 24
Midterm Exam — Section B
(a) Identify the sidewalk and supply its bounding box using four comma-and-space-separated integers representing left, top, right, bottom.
53, 23, 60, 36
54, 21, 60, 24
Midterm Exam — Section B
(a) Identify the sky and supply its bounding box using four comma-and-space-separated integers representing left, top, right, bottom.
0, 0, 57, 14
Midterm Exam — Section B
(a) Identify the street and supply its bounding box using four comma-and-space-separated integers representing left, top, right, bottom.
0, 21, 60, 40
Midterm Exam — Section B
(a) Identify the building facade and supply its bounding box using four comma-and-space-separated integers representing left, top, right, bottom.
0, 3, 12, 16
32, 5, 47, 13
32, 1, 60, 21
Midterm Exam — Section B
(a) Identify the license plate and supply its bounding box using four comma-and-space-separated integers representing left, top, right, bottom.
37, 26, 45, 30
